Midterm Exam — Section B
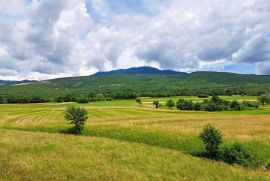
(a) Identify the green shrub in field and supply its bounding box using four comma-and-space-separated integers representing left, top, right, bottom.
65, 107, 88, 135
153, 100, 160, 108
199, 125, 223, 158
176, 99, 193, 110
199, 125, 262, 168
221, 143, 250, 166
220, 143, 262, 168
77, 96, 89, 104
166, 99, 175, 109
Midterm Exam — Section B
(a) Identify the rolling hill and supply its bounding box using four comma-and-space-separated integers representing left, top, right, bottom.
0, 67, 270, 100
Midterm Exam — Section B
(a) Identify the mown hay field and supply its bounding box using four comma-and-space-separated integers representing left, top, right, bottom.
0, 96, 269, 180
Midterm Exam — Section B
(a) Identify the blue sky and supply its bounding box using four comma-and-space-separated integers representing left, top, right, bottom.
0, 0, 269, 80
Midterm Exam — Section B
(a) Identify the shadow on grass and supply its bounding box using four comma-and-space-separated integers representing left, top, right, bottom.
59, 127, 85, 135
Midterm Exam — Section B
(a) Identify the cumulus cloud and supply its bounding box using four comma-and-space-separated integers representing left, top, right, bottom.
0, 0, 270, 80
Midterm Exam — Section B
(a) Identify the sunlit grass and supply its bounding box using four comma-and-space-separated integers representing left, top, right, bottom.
0, 129, 269, 180
0, 99, 269, 180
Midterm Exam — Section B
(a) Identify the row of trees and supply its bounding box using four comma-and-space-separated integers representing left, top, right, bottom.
0, 95, 49, 104
56, 92, 138, 103
164, 96, 260, 112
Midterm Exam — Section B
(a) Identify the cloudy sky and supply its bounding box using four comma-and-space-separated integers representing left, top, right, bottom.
0, 0, 270, 80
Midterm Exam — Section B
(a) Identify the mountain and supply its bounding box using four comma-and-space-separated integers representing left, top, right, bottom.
0, 80, 37, 86
94, 66, 188, 76
0, 67, 270, 100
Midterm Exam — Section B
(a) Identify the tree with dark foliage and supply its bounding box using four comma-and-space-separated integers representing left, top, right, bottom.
65, 107, 88, 135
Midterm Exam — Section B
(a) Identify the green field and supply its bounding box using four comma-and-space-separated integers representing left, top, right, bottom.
0, 96, 270, 180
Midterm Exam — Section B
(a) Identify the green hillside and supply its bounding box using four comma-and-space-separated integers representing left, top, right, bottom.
0, 67, 270, 101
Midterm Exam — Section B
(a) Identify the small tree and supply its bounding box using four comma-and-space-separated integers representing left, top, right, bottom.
153, 100, 160, 108
135, 98, 142, 107
166, 99, 175, 109
199, 124, 223, 158
65, 107, 88, 135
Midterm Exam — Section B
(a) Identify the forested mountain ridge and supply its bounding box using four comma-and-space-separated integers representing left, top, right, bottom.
94, 66, 188, 76
0, 67, 270, 100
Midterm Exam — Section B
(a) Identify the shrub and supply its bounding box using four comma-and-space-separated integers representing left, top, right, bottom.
199, 125, 223, 158
65, 107, 88, 135
166, 99, 175, 109
221, 143, 250, 165
176, 99, 193, 110
221, 143, 262, 168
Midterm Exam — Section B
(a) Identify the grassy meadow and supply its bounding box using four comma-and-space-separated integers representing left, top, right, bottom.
0, 96, 270, 180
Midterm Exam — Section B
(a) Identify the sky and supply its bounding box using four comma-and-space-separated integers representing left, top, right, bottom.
0, 0, 270, 80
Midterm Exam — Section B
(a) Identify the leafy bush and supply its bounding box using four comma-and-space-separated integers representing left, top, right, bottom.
199, 125, 262, 168
220, 143, 262, 168
65, 107, 88, 135
166, 99, 175, 109
199, 125, 223, 158
221, 143, 250, 165
176, 99, 193, 110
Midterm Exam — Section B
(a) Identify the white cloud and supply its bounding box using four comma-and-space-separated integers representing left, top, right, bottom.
0, 0, 270, 80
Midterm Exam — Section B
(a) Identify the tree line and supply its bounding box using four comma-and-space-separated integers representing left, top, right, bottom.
0, 93, 269, 107
162, 96, 263, 111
